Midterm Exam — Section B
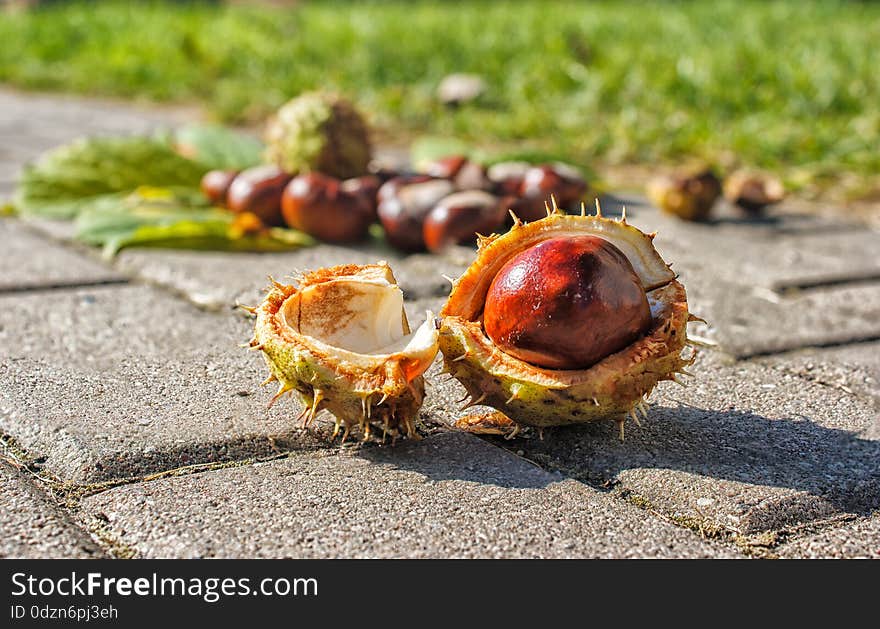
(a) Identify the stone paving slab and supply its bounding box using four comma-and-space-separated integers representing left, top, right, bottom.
685, 278, 880, 359
0, 87, 197, 196
0, 461, 105, 558
453, 349, 879, 536
79, 431, 735, 558
0, 218, 125, 291
0, 284, 324, 484
775, 514, 880, 559
758, 342, 880, 408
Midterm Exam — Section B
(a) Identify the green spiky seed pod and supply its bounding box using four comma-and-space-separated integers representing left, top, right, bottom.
264, 92, 372, 180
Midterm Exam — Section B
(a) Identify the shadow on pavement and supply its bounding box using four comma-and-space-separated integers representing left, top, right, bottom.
490, 403, 880, 517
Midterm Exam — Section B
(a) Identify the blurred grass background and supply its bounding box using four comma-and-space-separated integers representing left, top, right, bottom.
1, 0, 878, 200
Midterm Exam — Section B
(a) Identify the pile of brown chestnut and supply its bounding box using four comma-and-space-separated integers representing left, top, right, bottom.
200, 157, 587, 253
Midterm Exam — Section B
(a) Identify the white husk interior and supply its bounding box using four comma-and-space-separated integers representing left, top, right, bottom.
278, 272, 438, 373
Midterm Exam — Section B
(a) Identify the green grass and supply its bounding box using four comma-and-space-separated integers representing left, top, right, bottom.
1, 0, 878, 198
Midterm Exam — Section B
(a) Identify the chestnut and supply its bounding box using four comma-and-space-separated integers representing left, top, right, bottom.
647, 168, 722, 221
341, 174, 382, 221
422, 191, 507, 252
515, 164, 588, 221
723, 171, 785, 214
424, 155, 468, 179
482, 235, 652, 370
423, 155, 490, 191
487, 161, 530, 197
377, 174, 436, 203
200, 169, 239, 207
281, 172, 373, 243
376, 179, 455, 252
226, 165, 293, 226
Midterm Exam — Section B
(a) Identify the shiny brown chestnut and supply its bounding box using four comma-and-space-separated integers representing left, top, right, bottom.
200, 169, 239, 207
515, 164, 588, 221
281, 172, 373, 243
423, 155, 490, 191
424, 155, 468, 179
422, 191, 507, 252
482, 235, 652, 370
376, 178, 455, 252
226, 165, 293, 226
341, 174, 382, 221
487, 161, 530, 197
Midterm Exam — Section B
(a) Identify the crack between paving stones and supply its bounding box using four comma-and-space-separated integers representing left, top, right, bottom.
0, 277, 130, 295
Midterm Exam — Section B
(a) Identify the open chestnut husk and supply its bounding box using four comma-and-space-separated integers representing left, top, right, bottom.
377, 178, 455, 252
281, 172, 373, 243
249, 262, 439, 442
422, 191, 507, 252
226, 164, 293, 226
438, 200, 695, 436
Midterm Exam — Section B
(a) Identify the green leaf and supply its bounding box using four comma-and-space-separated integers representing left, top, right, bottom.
74, 188, 313, 257
174, 124, 265, 171
15, 136, 209, 219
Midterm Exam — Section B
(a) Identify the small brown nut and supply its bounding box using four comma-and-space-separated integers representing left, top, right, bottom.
281, 172, 372, 243
483, 235, 652, 370
200, 169, 239, 207
226, 165, 293, 226
724, 171, 785, 214
487, 161, 531, 197
424, 155, 468, 179
516, 164, 588, 221
422, 191, 506, 252
341, 174, 382, 221
423, 155, 491, 191
647, 168, 721, 221
377, 179, 455, 252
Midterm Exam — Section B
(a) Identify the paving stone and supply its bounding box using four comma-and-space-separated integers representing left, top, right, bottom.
758, 342, 880, 407
452, 350, 880, 536
112, 243, 472, 311
776, 514, 880, 559
0, 87, 197, 186
79, 431, 735, 558
0, 218, 124, 291
0, 461, 105, 558
685, 278, 880, 359
0, 284, 324, 484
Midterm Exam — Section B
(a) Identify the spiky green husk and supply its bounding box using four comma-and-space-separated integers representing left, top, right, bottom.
252, 265, 431, 442
439, 206, 694, 430
263, 92, 371, 180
